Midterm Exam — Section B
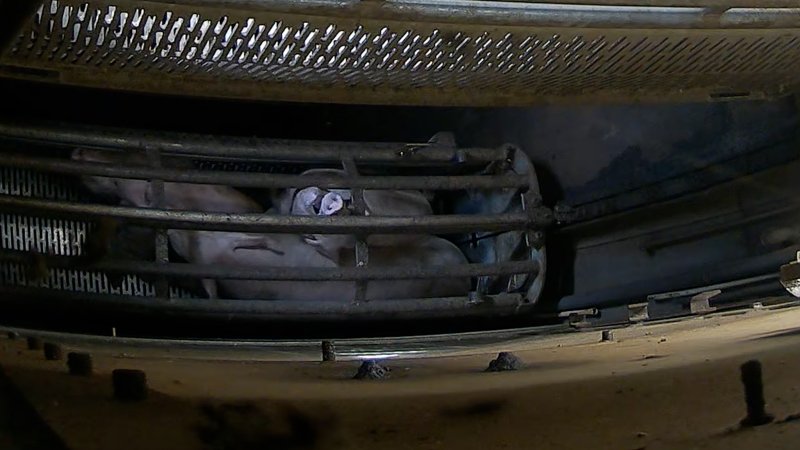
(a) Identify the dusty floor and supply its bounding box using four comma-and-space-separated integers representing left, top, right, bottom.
3, 305, 800, 449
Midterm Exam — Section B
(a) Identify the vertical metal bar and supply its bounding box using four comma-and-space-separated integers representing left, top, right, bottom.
342, 158, 369, 303
145, 148, 170, 300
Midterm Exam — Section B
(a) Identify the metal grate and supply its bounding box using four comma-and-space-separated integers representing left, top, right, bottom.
1, 0, 799, 105
0, 165, 195, 299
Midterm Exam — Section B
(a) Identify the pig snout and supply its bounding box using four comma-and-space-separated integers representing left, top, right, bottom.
319, 192, 345, 216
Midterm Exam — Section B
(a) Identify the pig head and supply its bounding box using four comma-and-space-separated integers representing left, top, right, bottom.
274, 168, 434, 260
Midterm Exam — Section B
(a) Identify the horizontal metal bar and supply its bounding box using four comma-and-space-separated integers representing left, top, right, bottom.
0, 120, 507, 164
0, 322, 570, 361
0, 154, 528, 190
0, 286, 528, 320
0, 250, 539, 281
445, 0, 798, 7
0, 195, 541, 233
647, 274, 779, 302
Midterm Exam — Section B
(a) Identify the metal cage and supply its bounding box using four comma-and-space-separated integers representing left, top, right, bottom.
0, 119, 549, 322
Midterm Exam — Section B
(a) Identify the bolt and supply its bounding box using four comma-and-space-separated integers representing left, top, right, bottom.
6, 331, 18, 340
601, 330, 614, 342
26, 337, 42, 350
43, 343, 63, 361
67, 352, 93, 376
486, 352, 522, 372
112, 369, 148, 402
740, 360, 774, 427
321, 341, 336, 362
353, 360, 390, 380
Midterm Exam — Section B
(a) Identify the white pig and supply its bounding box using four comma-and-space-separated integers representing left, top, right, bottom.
71, 148, 262, 214
274, 168, 432, 217
168, 229, 469, 301
278, 169, 434, 257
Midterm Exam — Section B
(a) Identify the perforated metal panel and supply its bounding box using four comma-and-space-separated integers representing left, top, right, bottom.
1, 0, 799, 105
0, 165, 193, 298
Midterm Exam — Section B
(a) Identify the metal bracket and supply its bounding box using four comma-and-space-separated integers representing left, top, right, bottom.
628, 303, 649, 322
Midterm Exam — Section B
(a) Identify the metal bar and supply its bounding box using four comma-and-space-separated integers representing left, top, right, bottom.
0, 249, 539, 281
145, 148, 170, 299
0, 286, 528, 320
0, 120, 506, 164
0, 154, 527, 190
647, 273, 779, 302
0, 322, 569, 361
165, 0, 800, 10
463, 0, 796, 7
0, 195, 543, 233
342, 157, 369, 303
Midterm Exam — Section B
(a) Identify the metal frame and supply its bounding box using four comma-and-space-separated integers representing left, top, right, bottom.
0, 119, 547, 321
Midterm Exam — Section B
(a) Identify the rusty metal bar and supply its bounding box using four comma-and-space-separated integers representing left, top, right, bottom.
161, 0, 800, 10
0, 249, 540, 281
145, 148, 170, 300
0, 196, 545, 233
0, 154, 527, 190
436, 0, 797, 7
0, 120, 507, 164
0, 285, 528, 320
342, 157, 369, 303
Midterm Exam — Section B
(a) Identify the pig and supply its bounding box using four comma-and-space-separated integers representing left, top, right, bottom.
167, 229, 470, 301
274, 168, 432, 217
277, 169, 434, 257
72, 148, 263, 295
71, 148, 262, 213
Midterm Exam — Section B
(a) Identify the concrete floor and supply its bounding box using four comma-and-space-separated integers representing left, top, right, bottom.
3, 303, 800, 449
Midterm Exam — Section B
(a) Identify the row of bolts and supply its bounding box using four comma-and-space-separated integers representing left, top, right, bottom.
6, 330, 780, 427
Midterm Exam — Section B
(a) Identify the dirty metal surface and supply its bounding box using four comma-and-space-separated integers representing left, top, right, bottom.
4, 304, 800, 449
1, 1, 800, 105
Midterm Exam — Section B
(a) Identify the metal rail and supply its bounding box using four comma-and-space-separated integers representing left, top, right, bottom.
0, 121, 506, 164
0, 249, 540, 281
0, 154, 528, 190
0, 286, 529, 320
0, 196, 544, 234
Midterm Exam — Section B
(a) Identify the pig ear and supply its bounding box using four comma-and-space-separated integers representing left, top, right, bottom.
233, 235, 285, 256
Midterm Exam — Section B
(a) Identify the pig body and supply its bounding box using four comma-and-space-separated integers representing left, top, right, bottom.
71, 148, 262, 213
169, 230, 469, 301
